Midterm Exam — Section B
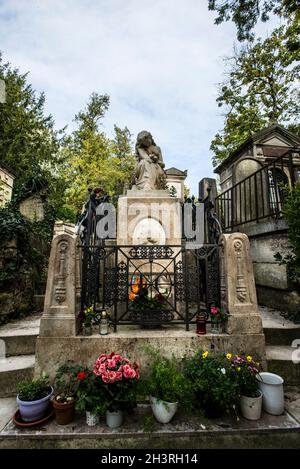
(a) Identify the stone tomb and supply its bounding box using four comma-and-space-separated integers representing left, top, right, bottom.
36, 223, 266, 378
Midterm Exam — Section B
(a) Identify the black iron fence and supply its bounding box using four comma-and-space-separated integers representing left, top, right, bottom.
215, 149, 299, 231
77, 191, 221, 331
79, 243, 219, 331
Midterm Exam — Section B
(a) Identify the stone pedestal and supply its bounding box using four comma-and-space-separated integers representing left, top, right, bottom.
219, 232, 264, 336
39, 223, 81, 337
117, 189, 182, 245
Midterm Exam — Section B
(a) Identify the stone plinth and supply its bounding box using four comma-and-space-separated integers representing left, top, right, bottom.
35, 326, 266, 379
39, 223, 81, 337
219, 232, 263, 336
117, 189, 182, 245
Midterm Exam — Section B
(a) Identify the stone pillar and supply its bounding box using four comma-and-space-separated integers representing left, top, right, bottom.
219, 232, 263, 335
199, 177, 217, 203
39, 223, 81, 337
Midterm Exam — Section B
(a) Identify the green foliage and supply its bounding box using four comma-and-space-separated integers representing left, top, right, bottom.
141, 347, 192, 405
0, 52, 65, 193
54, 362, 82, 402
17, 375, 51, 402
75, 369, 106, 415
231, 355, 262, 398
183, 351, 240, 417
274, 183, 300, 282
208, 0, 299, 44
211, 26, 300, 165
62, 93, 135, 213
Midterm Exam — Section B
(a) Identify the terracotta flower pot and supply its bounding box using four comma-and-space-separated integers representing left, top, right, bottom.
52, 397, 75, 425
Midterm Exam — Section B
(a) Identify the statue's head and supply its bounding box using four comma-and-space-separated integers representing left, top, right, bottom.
136, 130, 154, 148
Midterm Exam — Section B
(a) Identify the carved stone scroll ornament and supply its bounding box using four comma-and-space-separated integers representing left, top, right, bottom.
219, 239, 226, 302
54, 240, 68, 303
233, 240, 248, 303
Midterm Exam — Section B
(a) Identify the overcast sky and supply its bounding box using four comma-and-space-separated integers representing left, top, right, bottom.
0, 0, 279, 195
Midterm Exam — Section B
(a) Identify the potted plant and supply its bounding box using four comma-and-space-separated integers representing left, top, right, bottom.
141, 347, 191, 424
232, 354, 263, 420
183, 351, 240, 419
53, 363, 79, 425
78, 305, 98, 335
16, 374, 53, 422
76, 368, 106, 426
93, 352, 140, 429
209, 305, 229, 333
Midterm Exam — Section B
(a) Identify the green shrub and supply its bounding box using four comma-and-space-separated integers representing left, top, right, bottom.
16, 375, 51, 401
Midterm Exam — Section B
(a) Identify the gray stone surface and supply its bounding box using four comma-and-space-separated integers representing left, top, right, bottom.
253, 263, 288, 289
257, 286, 300, 313
0, 397, 17, 431
0, 405, 299, 449
0, 355, 35, 397
260, 305, 300, 345
266, 346, 300, 385
35, 330, 266, 380
0, 313, 40, 356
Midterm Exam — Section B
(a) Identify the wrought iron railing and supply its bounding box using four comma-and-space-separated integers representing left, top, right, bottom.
215, 149, 299, 231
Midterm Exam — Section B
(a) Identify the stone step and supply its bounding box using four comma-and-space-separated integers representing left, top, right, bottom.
0, 403, 299, 449
260, 305, 300, 346
0, 314, 40, 356
0, 355, 35, 397
266, 346, 300, 385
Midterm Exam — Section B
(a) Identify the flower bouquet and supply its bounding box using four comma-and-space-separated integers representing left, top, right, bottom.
93, 352, 140, 426
129, 274, 173, 326
209, 305, 229, 333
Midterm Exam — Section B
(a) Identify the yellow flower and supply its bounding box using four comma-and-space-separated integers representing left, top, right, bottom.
237, 367, 241, 372
202, 351, 208, 359
246, 355, 252, 362
226, 353, 232, 360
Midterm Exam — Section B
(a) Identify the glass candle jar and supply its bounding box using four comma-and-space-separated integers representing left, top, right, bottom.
99, 310, 109, 335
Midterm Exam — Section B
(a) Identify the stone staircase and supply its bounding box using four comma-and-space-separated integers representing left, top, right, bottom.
0, 314, 40, 397
261, 306, 300, 385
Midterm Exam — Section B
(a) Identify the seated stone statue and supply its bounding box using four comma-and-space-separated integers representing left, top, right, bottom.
132, 130, 166, 190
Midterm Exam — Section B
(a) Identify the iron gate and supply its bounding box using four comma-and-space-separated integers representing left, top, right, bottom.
77, 193, 221, 331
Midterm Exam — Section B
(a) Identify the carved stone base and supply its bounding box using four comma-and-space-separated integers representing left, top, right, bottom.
225, 314, 263, 335
39, 315, 78, 337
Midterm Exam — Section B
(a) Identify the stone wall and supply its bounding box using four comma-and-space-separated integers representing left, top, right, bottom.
0, 167, 14, 207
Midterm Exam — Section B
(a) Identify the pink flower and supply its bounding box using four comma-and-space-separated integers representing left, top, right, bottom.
107, 352, 115, 359
114, 354, 122, 363
123, 366, 135, 379
101, 372, 110, 384
108, 371, 117, 383
98, 364, 107, 374
211, 306, 218, 314
107, 359, 116, 369
116, 371, 122, 381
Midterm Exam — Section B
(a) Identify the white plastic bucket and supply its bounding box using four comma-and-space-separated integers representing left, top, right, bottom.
257, 372, 284, 415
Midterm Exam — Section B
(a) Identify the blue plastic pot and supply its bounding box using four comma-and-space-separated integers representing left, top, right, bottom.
17, 387, 53, 422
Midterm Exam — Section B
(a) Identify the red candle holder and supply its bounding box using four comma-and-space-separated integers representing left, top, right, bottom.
196, 312, 206, 335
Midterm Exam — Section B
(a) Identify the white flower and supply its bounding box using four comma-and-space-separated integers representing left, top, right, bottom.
220, 368, 226, 375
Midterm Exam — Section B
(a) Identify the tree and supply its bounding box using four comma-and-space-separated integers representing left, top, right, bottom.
63, 94, 135, 214
211, 26, 300, 165
208, 0, 300, 43
0, 53, 65, 194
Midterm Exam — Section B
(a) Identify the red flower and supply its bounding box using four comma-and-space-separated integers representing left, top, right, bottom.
210, 306, 218, 315
77, 371, 86, 381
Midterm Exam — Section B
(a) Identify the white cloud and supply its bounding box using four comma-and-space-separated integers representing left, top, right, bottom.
0, 0, 280, 194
